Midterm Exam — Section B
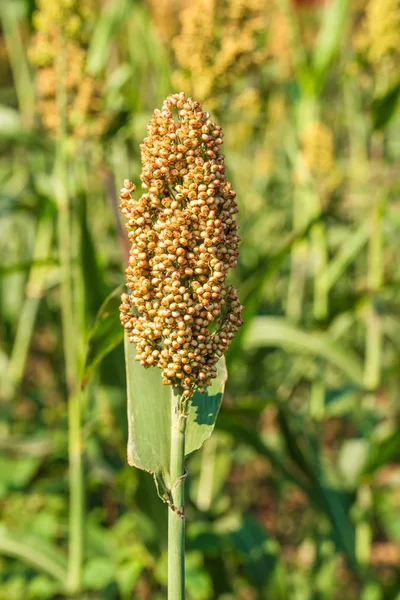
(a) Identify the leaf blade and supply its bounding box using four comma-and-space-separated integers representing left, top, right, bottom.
82, 285, 124, 387
243, 316, 364, 385
0, 527, 67, 586
124, 334, 226, 496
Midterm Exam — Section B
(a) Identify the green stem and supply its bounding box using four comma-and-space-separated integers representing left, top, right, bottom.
57, 182, 84, 593
286, 96, 318, 323
55, 47, 83, 593
168, 389, 187, 600
67, 391, 84, 592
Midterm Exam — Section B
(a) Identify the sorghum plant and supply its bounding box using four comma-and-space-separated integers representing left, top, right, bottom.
119, 92, 242, 598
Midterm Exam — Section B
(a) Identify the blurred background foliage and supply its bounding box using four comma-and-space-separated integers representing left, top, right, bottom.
0, 0, 400, 598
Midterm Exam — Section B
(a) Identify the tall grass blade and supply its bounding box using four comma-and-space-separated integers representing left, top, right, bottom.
0, 528, 68, 586
243, 316, 364, 385
82, 285, 124, 387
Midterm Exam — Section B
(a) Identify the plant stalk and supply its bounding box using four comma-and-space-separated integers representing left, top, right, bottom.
286, 94, 318, 323
56, 182, 84, 593
67, 390, 84, 592
55, 46, 84, 593
168, 390, 187, 600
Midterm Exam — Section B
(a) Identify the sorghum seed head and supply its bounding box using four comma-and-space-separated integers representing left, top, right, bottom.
29, 0, 107, 139
119, 92, 243, 395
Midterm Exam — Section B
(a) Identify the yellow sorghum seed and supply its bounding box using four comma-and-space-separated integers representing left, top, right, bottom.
119, 92, 243, 395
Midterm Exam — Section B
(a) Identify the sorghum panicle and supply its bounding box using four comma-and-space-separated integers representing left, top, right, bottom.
300, 121, 341, 195
172, 0, 267, 104
355, 0, 400, 66
119, 93, 243, 397
29, 0, 107, 138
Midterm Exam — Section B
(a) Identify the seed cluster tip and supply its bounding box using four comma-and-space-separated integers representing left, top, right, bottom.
119, 92, 243, 397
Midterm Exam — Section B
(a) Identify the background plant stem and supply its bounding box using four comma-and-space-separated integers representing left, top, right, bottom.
168, 389, 187, 600
286, 92, 318, 323
55, 48, 83, 593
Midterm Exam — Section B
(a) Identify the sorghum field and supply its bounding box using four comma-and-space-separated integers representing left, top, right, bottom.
1, 0, 400, 598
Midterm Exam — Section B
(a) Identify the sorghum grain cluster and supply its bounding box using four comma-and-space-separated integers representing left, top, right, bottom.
120, 93, 243, 397
355, 0, 400, 66
29, 0, 106, 138
300, 121, 341, 195
172, 0, 267, 104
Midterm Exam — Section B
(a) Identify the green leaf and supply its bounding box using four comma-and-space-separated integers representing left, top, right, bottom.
86, 0, 132, 76
0, 105, 20, 131
189, 434, 233, 513
277, 409, 357, 568
338, 439, 369, 488
318, 485, 357, 567
313, 0, 349, 82
79, 192, 109, 326
228, 215, 323, 366
323, 222, 369, 291
82, 285, 124, 387
214, 514, 277, 588
363, 429, 400, 477
0, 105, 49, 149
83, 557, 115, 590
243, 316, 364, 385
125, 334, 227, 498
185, 552, 213, 600
0, 456, 42, 497
216, 414, 312, 496
372, 78, 400, 130
0, 527, 67, 586
0, 435, 52, 457
0, 257, 58, 278
189, 516, 278, 591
